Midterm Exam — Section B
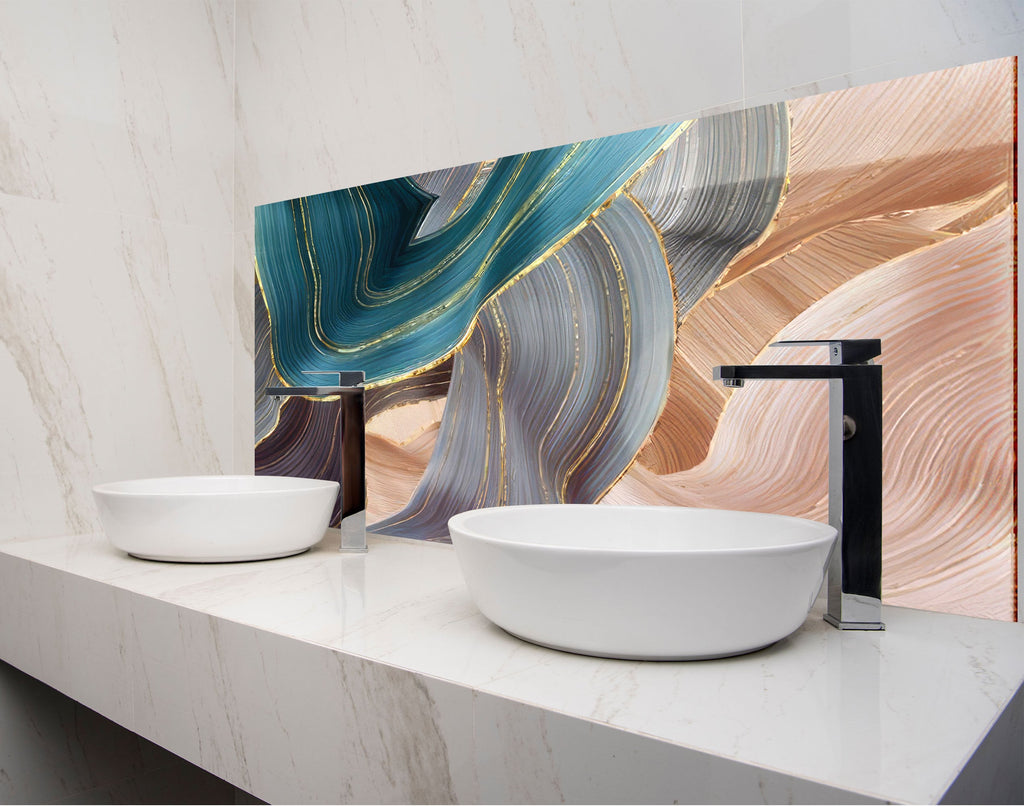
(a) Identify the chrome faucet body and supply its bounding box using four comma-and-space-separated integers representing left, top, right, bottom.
265, 371, 368, 553
713, 340, 883, 630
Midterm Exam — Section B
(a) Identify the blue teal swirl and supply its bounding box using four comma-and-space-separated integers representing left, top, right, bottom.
255, 123, 682, 385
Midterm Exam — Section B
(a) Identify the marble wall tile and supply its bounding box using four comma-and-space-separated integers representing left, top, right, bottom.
413, 0, 743, 165
234, 230, 257, 473
742, 0, 1024, 102
233, 0, 430, 215
0, 193, 233, 539
1, 0, 235, 541
0, 0, 234, 229
233, 0, 744, 211
833, 29, 1024, 94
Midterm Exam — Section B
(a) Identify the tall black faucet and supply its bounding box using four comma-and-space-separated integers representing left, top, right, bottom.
713, 340, 884, 630
265, 371, 367, 553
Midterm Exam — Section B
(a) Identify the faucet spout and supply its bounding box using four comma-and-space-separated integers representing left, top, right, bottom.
713, 364, 878, 382
713, 340, 884, 631
265, 371, 368, 554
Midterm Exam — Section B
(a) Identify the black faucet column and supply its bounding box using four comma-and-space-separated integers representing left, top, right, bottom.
822, 341, 883, 629
338, 381, 367, 553
265, 370, 368, 554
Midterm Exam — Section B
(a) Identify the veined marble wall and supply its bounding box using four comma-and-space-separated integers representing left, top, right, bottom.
0, 0, 235, 542
253, 60, 1016, 620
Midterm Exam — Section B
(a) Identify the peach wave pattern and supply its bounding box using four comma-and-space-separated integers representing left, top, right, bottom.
608, 212, 1014, 619
642, 57, 1015, 478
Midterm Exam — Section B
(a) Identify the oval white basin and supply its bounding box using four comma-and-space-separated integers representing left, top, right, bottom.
448, 505, 837, 660
93, 475, 339, 562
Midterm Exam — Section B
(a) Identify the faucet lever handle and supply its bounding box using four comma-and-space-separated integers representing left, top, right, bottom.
771, 339, 880, 365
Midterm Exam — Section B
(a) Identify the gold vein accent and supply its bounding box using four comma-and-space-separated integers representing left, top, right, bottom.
490, 296, 512, 505
445, 160, 497, 225
254, 257, 288, 449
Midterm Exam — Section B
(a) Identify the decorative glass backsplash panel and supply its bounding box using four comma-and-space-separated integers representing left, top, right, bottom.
256, 58, 1017, 620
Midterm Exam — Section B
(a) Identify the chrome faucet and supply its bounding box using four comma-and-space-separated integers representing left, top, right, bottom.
265, 371, 367, 553
713, 340, 883, 630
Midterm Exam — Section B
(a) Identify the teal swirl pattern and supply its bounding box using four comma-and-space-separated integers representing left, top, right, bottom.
255, 122, 683, 386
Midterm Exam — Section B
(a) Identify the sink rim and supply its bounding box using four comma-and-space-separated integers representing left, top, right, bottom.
93, 474, 338, 497
448, 503, 837, 556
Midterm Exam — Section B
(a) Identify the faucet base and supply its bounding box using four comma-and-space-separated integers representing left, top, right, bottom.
339, 510, 367, 553
823, 614, 886, 631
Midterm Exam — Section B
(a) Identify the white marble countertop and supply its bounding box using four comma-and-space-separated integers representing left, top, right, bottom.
1, 530, 1022, 804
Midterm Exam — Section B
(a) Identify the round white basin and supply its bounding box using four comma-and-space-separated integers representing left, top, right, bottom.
93, 475, 339, 563
448, 504, 837, 660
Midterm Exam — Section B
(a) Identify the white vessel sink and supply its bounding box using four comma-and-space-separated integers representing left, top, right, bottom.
448, 505, 837, 660
93, 475, 339, 562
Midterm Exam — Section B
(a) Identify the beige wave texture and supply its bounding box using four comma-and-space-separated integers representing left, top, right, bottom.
366, 428, 437, 522
724, 58, 1015, 286
640, 57, 1015, 477
607, 211, 1015, 620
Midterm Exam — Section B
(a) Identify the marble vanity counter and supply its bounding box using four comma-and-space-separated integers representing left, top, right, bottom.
0, 531, 1021, 804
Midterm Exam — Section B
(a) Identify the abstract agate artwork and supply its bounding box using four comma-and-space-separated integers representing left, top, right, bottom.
256, 58, 1017, 620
